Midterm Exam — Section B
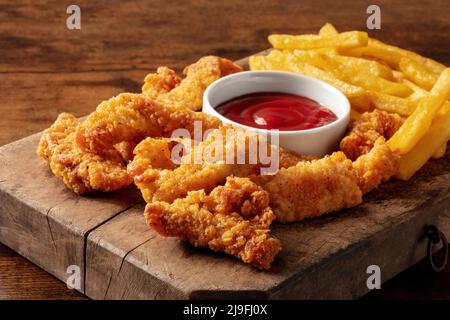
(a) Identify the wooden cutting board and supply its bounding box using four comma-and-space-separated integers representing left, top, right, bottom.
0, 56, 449, 299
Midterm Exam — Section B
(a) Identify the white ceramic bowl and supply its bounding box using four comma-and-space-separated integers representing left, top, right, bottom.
202, 70, 350, 156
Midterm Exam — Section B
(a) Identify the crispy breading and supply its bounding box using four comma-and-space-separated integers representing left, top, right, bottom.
37, 113, 132, 194
129, 126, 320, 204
150, 56, 243, 111
279, 148, 317, 168
145, 177, 281, 269
340, 109, 403, 160
258, 152, 363, 223
352, 137, 400, 194
38, 56, 237, 194
128, 126, 287, 203
76, 93, 221, 159
141, 66, 182, 99
77, 56, 241, 159
128, 136, 233, 203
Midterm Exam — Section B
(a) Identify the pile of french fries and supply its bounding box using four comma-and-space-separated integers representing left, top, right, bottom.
249, 23, 450, 180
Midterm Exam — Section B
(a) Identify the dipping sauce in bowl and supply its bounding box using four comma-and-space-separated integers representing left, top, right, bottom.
215, 92, 337, 131
203, 71, 350, 156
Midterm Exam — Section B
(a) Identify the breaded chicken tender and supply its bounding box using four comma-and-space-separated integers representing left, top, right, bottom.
128, 126, 307, 204
76, 93, 221, 159
38, 56, 238, 194
77, 56, 241, 159
146, 56, 243, 111
145, 177, 281, 269
340, 109, 403, 160
352, 137, 400, 194
128, 136, 233, 203
141, 66, 182, 100
37, 113, 132, 194
257, 152, 363, 223
128, 131, 246, 204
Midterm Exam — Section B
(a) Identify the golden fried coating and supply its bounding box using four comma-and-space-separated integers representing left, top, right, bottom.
76, 56, 241, 159
340, 109, 403, 160
128, 136, 233, 203
129, 125, 320, 205
352, 137, 400, 194
278, 148, 317, 168
149, 56, 243, 111
76, 93, 221, 158
39, 56, 239, 194
128, 126, 285, 203
129, 138, 231, 203
37, 113, 132, 194
142, 66, 182, 99
258, 152, 363, 223
145, 177, 281, 269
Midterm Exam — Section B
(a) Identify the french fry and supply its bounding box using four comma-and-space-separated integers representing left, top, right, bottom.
319, 23, 339, 36
310, 47, 339, 54
248, 55, 269, 71
268, 31, 368, 50
293, 50, 393, 79
293, 51, 398, 93
332, 55, 393, 80
402, 78, 450, 156
395, 103, 450, 180
337, 71, 412, 97
251, 51, 365, 96
399, 57, 439, 90
366, 91, 416, 116
387, 68, 450, 154
392, 70, 406, 82
431, 143, 447, 159
348, 95, 372, 113
401, 78, 430, 106
345, 38, 446, 73
256, 25, 449, 181
402, 78, 428, 94
250, 51, 372, 112
290, 50, 333, 69
294, 52, 410, 96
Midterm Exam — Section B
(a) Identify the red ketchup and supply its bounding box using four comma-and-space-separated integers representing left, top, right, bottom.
216, 92, 337, 131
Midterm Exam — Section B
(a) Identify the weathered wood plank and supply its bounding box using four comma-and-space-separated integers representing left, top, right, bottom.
0, 134, 141, 292
85, 151, 449, 299
1, 52, 448, 300
1, 0, 450, 301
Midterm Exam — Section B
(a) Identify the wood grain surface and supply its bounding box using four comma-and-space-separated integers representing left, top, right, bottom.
83, 150, 449, 299
0, 0, 449, 299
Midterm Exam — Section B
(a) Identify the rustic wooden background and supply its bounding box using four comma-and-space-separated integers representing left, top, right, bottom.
0, 0, 449, 299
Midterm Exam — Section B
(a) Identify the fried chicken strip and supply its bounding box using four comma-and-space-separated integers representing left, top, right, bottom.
257, 110, 401, 222
37, 113, 132, 194
352, 137, 400, 194
128, 136, 233, 203
256, 152, 363, 223
76, 56, 241, 158
340, 109, 403, 160
145, 177, 281, 269
39, 57, 237, 194
75, 92, 221, 159
128, 126, 310, 203
128, 127, 253, 203
141, 66, 182, 100
145, 56, 243, 111
131, 113, 399, 224
339, 109, 401, 193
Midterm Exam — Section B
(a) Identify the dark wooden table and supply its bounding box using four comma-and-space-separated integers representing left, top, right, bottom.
0, 0, 449, 300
